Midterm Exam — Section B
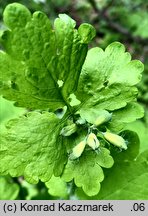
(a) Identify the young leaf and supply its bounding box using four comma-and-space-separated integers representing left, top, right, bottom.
54, 15, 95, 99
0, 112, 67, 183
78, 23, 96, 44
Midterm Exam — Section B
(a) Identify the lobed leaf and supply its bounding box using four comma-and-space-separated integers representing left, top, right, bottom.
95, 150, 148, 200
110, 130, 140, 163
108, 102, 144, 132
45, 175, 68, 199
0, 96, 25, 124
79, 108, 111, 125
62, 148, 114, 196
0, 3, 95, 110
0, 112, 67, 183
76, 42, 144, 111
75, 150, 148, 200
0, 3, 145, 198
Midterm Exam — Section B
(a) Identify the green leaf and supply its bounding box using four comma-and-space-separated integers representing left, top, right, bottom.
0, 176, 19, 200
79, 102, 143, 132
0, 3, 145, 199
124, 11, 148, 39
0, 3, 63, 111
3, 3, 31, 28
95, 150, 148, 200
76, 42, 144, 111
78, 23, 96, 44
108, 102, 144, 132
80, 108, 112, 126
76, 150, 148, 200
110, 130, 140, 163
0, 96, 25, 124
54, 14, 89, 99
45, 175, 68, 199
125, 120, 148, 154
63, 128, 88, 153
62, 148, 114, 196
0, 3, 94, 110
20, 180, 39, 200
0, 112, 67, 183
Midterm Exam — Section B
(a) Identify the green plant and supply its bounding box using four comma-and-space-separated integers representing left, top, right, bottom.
0, 3, 146, 199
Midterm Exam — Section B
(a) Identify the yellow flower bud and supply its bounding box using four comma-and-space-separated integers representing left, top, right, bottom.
87, 133, 100, 150
94, 112, 112, 126
69, 140, 86, 160
103, 132, 127, 150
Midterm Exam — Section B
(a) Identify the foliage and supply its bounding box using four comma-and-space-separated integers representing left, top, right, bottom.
75, 150, 148, 200
0, 96, 25, 125
0, 176, 20, 200
0, 1, 147, 200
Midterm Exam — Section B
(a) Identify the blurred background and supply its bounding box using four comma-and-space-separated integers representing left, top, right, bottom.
0, 0, 148, 200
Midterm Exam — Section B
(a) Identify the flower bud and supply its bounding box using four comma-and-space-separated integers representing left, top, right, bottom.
87, 133, 100, 150
94, 112, 112, 126
103, 132, 127, 150
60, 124, 77, 136
69, 140, 86, 160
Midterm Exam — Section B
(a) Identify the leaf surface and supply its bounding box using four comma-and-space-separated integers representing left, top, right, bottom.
62, 147, 114, 196
125, 120, 148, 154
75, 150, 148, 200
95, 150, 148, 199
108, 102, 144, 132
0, 3, 95, 110
0, 112, 67, 183
76, 42, 144, 111
45, 175, 68, 199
